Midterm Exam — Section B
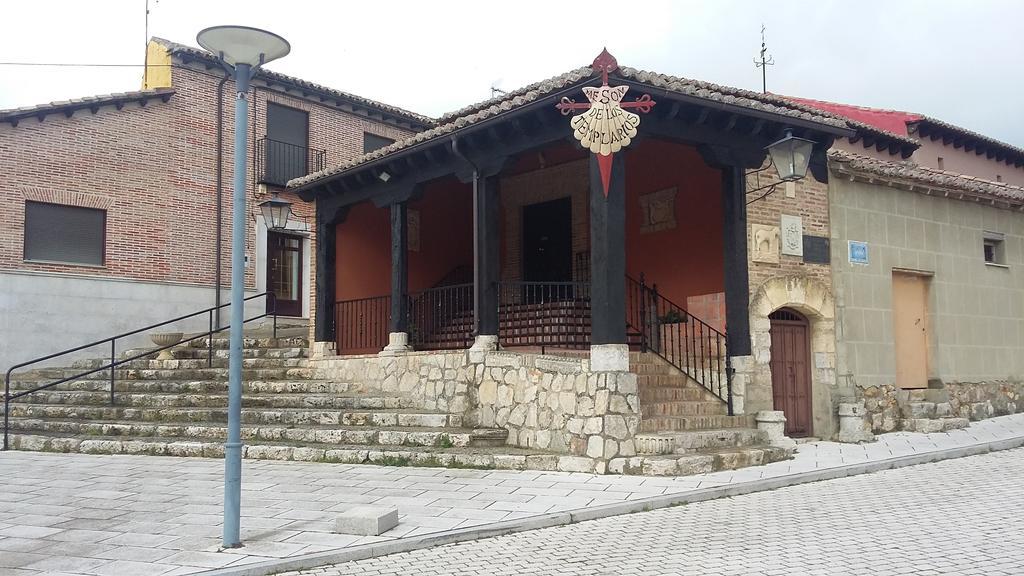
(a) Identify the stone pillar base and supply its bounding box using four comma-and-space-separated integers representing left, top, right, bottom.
838, 401, 874, 443
468, 334, 498, 363
310, 341, 337, 359
379, 332, 411, 356
755, 410, 797, 449
590, 344, 629, 372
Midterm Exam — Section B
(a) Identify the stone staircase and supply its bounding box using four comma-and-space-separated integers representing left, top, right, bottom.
3, 336, 552, 470
617, 352, 792, 476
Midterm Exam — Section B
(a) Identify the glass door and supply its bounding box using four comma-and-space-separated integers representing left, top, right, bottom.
267, 231, 303, 317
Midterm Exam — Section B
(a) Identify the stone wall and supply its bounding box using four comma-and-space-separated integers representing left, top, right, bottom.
860, 381, 1024, 433
311, 349, 640, 473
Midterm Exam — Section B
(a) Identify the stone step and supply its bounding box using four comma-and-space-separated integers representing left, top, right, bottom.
634, 428, 769, 454
7, 402, 458, 425
7, 419, 504, 448
12, 367, 315, 382
906, 401, 937, 419
5, 433, 557, 471
901, 417, 970, 433
639, 414, 755, 432
6, 379, 360, 395
640, 401, 729, 417
70, 357, 308, 371
7, 395, 420, 416
609, 445, 792, 476
188, 337, 309, 350
638, 387, 711, 403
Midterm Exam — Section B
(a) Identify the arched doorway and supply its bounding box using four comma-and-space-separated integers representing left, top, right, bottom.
769, 308, 813, 437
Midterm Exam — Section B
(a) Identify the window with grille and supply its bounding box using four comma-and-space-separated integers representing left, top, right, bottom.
23, 201, 106, 265
983, 231, 1006, 266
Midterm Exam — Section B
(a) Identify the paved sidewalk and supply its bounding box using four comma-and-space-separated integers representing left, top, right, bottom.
0, 413, 1022, 576
282, 447, 1024, 576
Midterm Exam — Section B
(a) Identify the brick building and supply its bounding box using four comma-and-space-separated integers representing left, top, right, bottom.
0, 37, 429, 371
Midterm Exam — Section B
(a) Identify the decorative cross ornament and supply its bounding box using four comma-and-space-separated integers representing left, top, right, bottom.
557, 49, 656, 196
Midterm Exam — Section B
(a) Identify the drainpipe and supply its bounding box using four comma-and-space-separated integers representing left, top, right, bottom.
215, 71, 229, 328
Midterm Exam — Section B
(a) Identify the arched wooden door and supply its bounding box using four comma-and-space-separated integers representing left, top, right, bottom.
769, 308, 813, 437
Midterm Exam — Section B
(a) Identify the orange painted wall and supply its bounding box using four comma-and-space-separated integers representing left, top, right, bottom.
624, 139, 725, 306
334, 179, 473, 302
408, 179, 474, 292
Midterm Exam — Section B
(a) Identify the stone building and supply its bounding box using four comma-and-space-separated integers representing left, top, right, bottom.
0, 37, 428, 370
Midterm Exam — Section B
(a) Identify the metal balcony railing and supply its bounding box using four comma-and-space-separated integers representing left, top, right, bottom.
255, 137, 326, 187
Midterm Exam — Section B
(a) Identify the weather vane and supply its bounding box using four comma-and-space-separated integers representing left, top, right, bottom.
556, 49, 656, 196
753, 24, 774, 94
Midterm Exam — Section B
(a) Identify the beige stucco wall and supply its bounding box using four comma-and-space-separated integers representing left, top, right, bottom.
911, 137, 1024, 187
830, 176, 1024, 389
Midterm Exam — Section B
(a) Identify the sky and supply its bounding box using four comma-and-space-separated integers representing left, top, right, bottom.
1, 0, 1022, 146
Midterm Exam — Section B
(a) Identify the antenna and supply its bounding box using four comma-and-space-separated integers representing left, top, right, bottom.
753, 24, 774, 94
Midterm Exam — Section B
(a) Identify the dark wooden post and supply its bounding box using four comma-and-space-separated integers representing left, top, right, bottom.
589, 153, 627, 364
721, 164, 751, 356
474, 174, 500, 338
389, 201, 409, 335
314, 201, 346, 344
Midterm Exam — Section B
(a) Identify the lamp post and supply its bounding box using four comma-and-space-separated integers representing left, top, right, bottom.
258, 193, 293, 230
197, 25, 290, 549
766, 129, 815, 182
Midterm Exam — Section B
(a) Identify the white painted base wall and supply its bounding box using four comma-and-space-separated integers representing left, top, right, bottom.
0, 270, 265, 372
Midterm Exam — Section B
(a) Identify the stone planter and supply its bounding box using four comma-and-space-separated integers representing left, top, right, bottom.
150, 332, 183, 360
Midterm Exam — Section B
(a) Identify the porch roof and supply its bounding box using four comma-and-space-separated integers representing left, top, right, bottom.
288, 62, 867, 198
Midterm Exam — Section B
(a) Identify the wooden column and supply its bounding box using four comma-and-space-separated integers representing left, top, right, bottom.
313, 201, 345, 343
389, 201, 409, 334
474, 174, 500, 337
589, 153, 627, 346
721, 164, 751, 356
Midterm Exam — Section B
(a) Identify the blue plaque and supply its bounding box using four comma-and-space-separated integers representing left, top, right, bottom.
848, 241, 868, 265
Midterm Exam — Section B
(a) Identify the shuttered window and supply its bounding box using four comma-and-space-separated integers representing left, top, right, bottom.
24, 201, 106, 265
363, 132, 395, 154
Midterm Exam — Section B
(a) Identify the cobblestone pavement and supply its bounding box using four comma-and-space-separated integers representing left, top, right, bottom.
0, 413, 1022, 575
284, 447, 1024, 576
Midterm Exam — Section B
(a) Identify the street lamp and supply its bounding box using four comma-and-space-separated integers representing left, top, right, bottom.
766, 129, 815, 182
197, 24, 290, 549
258, 193, 293, 230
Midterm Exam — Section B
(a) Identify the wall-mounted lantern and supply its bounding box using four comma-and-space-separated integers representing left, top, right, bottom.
257, 193, 293, 230
767, 129, 815, 182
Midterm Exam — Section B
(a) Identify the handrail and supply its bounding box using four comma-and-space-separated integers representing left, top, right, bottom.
626, 275, 732, 413
3, 292, 277, 450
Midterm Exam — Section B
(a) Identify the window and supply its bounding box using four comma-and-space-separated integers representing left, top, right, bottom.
363, 132, 395, 154
264, 103, 309, 185
937, 157, 945, 170
983, 231, 1006, 266
996, 174, 1003, 183
24, 201, 105, 265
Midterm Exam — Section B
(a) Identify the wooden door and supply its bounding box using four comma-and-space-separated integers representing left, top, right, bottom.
769, 308, 813, 437
267, 231, 303, 317
892, 272, 930, 389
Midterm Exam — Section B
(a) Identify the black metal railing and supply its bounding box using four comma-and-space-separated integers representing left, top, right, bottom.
3, 293, 277, 450
335, 295, 390, 355
497, 281, 591, 352
409, 283, 474, 350
256, 137, 326, 187
626, 274, 731, 412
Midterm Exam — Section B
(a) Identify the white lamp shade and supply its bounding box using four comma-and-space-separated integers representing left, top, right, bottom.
197, 25, 290, 68
767, 131, 816, 182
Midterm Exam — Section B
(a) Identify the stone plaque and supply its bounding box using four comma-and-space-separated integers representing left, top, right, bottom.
781, 214, 803, 256
407, 209, 421, 252
639, 187, 677, 234
803, 235, 830, 264
751, 224, 780, 264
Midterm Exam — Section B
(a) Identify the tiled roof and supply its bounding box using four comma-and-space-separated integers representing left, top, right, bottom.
0, 88, 176, 125
829, 149, 1024, 208
152, 38, 433, 128
909, 115, 1024, 160
780, 95, 922, 137
290, 65, 897, 190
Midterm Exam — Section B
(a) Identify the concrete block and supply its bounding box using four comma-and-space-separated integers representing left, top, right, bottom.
335, 506, 399, 536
